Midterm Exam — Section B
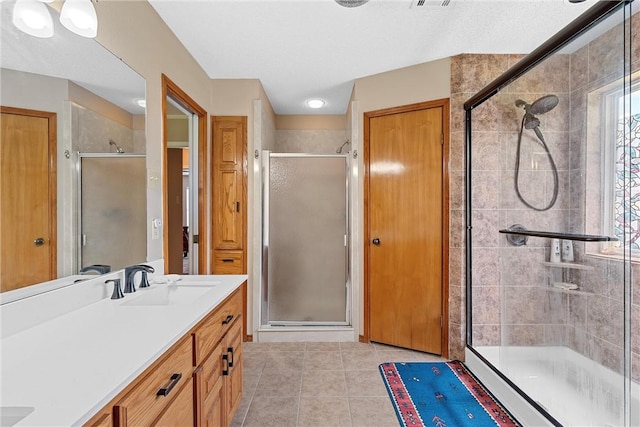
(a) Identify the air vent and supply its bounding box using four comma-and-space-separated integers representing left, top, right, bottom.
411, 0, 451, 7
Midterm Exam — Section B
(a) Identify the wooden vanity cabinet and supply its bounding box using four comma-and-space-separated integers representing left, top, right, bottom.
193, 290, 243, 427
82, 285, 244, 427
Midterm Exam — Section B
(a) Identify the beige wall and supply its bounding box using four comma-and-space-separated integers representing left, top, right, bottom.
276, 115, 347, 130
68, 82, 133, 129
353, 58, 451, 114
94, 0, 212, 263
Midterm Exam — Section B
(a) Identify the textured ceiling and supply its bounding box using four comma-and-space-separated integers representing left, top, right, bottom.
149, 0, 599, 115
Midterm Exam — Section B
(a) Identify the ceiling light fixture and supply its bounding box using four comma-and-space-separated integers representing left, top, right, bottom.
12, 0, 54, 38
306, 99, 325, 109
136, 99, 146, 108
60, 0, 98, 38
335, 0, 369, 7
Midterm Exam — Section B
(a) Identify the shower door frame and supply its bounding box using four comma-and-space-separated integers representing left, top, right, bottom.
261, 151, 351, 327
463, 1, 633, 426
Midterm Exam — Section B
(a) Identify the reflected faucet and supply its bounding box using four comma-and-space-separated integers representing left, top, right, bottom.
124, 264, 155, 293
79, 264, 111, 275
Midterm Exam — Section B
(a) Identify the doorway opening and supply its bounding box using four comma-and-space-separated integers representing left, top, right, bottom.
161, 75, 207, 275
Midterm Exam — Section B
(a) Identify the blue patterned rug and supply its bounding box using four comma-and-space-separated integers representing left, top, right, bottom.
379, 361, 521, 427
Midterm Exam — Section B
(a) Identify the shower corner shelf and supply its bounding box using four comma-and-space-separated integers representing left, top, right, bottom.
498, 229, 617, 242
542, 261, 594, 271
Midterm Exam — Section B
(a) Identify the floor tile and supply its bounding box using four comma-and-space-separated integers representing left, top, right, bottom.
243, 352, 268, 372
378, 349, 444, 363
340, 342, 375, 352
242, 371, 261, 396
304, 351, 343, 370
298, 397, 352, 427
341, 351, 385, 370
244, 342, 271, 352
262, 351, 305, 370
242, 396, 299, 427
344, 369, 388, 397
306, 342, 340, 352
300, 370, 347, 397
348, 397, 399, 427
253, 369, 303, 397
269, 342, 307, 352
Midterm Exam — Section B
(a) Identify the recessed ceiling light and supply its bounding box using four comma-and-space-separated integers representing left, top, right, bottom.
136, 99, 146, 108
306, 99, 325, 109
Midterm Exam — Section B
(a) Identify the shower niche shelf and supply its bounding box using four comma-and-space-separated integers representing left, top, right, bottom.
499, 229, 617, 242
548, 285, 593, 297
542, 261, 594, 270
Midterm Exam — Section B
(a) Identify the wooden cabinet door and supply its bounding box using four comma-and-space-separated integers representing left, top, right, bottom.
224, 320, 243, 422
212, 117, 246, 251
194, 342, 225, 427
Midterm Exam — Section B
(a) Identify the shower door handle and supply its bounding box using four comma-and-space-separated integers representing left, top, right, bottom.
372, 238, 381, 246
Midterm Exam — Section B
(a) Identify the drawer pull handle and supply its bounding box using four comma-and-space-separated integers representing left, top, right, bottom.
157, 373, 182, 397
222, 314, 234, 325
227, 347, 234, 367
222, 354, 229, 376
221, 259, 234, 263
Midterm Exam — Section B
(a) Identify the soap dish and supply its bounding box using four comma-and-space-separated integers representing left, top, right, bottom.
153, 274, 181, 284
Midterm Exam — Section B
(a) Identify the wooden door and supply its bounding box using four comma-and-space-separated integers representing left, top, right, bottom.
166, 148, 184, 274
0, 108, 56, 292
366, 101, 448, 355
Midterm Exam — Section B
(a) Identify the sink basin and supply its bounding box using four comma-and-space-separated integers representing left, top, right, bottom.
1, 407, 35, 426
121, 285, 216, 306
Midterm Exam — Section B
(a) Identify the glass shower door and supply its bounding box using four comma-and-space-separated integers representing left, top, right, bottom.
263, 153, 348, 325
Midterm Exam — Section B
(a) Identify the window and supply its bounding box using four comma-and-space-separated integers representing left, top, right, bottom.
603, 87, 640, 253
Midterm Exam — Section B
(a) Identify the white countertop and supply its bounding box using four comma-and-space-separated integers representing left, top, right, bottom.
0, 274, 247, 426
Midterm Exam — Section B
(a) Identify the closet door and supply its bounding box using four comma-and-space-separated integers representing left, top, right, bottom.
212, 116, 246, 273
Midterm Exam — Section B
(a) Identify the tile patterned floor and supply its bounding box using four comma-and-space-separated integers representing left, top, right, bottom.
231, 342, 446, 427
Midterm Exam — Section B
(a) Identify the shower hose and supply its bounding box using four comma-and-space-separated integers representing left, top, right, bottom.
514, 115, 559, 211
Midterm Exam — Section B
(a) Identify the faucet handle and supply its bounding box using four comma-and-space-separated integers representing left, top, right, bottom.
139, 271, 151, 288
106, 279, 124, 299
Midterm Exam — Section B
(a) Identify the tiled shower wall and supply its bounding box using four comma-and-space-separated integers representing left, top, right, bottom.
451, 11, 638, 381
71, 103, 142, 154
275, 129, 348, 154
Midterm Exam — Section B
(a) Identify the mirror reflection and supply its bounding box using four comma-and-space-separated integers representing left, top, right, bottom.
0, 0, 147, 294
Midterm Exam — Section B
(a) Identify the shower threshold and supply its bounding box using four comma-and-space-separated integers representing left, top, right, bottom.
255, 324, 355, 343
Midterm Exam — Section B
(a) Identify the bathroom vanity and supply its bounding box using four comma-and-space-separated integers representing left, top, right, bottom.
0, 272, 246, 426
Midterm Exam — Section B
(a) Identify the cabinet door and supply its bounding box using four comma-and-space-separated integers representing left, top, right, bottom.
152, 378, 194, 426
212, 117, 246, 252
195, 343, 225, 427
225, 320, 243, 422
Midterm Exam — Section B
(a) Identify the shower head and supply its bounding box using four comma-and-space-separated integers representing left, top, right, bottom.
529, 95, 559, 115
336, 139, 351, 154
109, 139, 125, 153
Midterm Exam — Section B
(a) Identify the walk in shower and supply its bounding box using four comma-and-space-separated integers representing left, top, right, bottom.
465, 1, 638, 426
261, 152, 349, 326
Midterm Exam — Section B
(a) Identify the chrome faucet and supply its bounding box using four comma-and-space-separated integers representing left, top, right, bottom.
124, 264, 155, 293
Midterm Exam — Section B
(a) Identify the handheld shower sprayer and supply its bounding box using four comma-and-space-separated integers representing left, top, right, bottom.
514, 95, 559, 211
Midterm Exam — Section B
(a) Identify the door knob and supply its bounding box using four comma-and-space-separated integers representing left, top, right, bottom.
372, 238, 381, 246
34, 237, 45, 246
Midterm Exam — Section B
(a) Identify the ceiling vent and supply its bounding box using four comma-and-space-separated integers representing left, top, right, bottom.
411, 0, 451, 7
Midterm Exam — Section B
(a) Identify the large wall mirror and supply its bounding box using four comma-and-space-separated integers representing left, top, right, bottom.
0, 1, 147, 296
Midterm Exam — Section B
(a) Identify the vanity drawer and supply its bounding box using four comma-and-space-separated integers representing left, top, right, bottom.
193, 290, 242, 364
213, 251, 244, 274
113, 336, 192, 426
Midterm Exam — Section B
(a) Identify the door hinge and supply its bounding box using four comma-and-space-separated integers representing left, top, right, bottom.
193, 234, 199, 244
440, 134, 444, 145
440, 315, 443, 328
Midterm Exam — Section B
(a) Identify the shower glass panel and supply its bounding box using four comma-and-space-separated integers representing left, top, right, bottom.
465, 2, 636, 426
263, 153, 348, 325
79, 155, 146, 271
